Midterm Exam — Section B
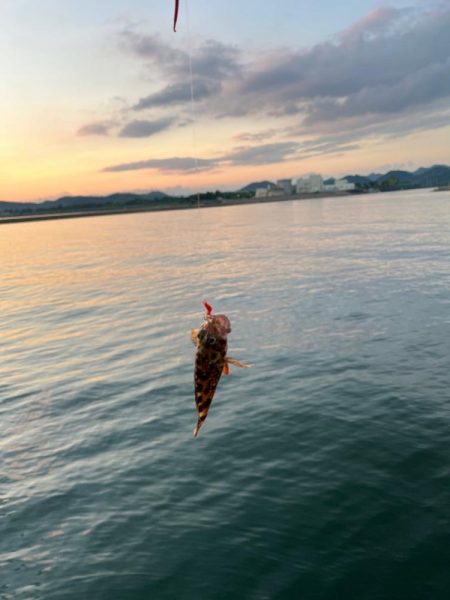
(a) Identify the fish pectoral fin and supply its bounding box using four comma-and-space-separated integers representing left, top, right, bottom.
223, 356, 251, 374
191, 328, 199, 346
227, 356, 250, 369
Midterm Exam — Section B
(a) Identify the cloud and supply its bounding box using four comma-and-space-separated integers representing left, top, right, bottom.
118, 117, 175, 137
133, 79, 220, 110
102, 141, 301, 173
119, 29, 186, 71
102, 100, 450, 175
77, 121, 114, 136
96, 4, 450, 167
291, 103, 450, 158
340, 6, 415, 43
102, 156, 216, 173
233, 129, 278, 143
224, 142, 300, 166
191, 40, 241, 81
121, 31, 240, 81
118, 5, 450, 128
120, 30, 240, 112
243, 8, 448, 109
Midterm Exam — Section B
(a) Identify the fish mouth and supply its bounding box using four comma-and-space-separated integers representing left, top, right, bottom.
214, 314, 231, 335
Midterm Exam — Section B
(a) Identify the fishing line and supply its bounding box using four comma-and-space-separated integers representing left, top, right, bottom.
184, 0, 201, 209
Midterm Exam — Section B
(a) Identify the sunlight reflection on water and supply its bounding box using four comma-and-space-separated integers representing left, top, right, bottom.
1, 189, 450, 599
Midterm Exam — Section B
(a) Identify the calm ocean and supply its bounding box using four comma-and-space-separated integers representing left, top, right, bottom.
1, 189, 450, 599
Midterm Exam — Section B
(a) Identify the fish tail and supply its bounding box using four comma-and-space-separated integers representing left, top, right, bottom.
193, 418, 204, 438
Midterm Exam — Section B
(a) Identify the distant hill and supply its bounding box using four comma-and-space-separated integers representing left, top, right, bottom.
368, 172, 382, 181
44, 191, 168, 209
376, 170, 415, 189
343, 175, 373, 186
377, 170, 415, 183
344, 165, 450, 191
374, 165, 450, 190
0, 201, 36, 211
3, 164, 450, 216
0, 191, 168, 214
413, 167, 428, 177
239, 181, 274, 193
414, 165, 450, 188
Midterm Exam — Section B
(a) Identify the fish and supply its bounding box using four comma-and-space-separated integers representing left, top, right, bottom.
191, 301, 249, 437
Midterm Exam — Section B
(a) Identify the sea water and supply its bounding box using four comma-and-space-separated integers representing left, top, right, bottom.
1, 189, 450, 599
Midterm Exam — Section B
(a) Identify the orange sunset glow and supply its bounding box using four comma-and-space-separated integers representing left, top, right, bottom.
1, 1, 449, 203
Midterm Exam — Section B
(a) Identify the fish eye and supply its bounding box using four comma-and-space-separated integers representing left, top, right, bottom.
207, 335, 216, 345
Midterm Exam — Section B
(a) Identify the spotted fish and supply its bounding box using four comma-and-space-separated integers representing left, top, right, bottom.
191, 301, 248, 437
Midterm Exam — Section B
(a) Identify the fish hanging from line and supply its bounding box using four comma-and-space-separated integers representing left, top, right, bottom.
173, 0, 180, 31
191, 301, 249, 437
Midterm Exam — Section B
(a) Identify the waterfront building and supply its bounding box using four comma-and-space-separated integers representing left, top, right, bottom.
268, 187, 285, 197
335, 178, 356, 191
276, 179, 294, 195
296, 174, 324, 194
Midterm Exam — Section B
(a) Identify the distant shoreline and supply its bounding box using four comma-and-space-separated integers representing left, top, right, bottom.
0, 191, 354, 225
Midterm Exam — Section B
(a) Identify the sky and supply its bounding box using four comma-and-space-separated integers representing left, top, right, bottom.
1, 0, 450, 201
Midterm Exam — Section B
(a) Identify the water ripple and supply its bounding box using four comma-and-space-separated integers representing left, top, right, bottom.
1, 190, 450, 599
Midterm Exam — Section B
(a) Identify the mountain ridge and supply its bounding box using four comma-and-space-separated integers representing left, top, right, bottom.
2, 164, 449, 214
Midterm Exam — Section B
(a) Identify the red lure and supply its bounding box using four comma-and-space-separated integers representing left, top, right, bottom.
173, 0, 180, 31
203, 300, 213, 316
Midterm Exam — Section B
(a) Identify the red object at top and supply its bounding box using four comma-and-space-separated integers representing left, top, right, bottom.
203, 300, 213, 316
173, 0, 179, 31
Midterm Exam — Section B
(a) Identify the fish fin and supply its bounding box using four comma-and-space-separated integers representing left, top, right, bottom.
191, 328, 199, 345
223, 362, 230, 375
227, 356, 250, 369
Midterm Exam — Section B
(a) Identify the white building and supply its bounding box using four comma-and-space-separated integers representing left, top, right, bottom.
335, 178, 355, 191
296, 174, 324, 194
276, 179, 294, 195
255, 185, 286, 198
256, 175, 354, 198
268, 187, 285, 197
